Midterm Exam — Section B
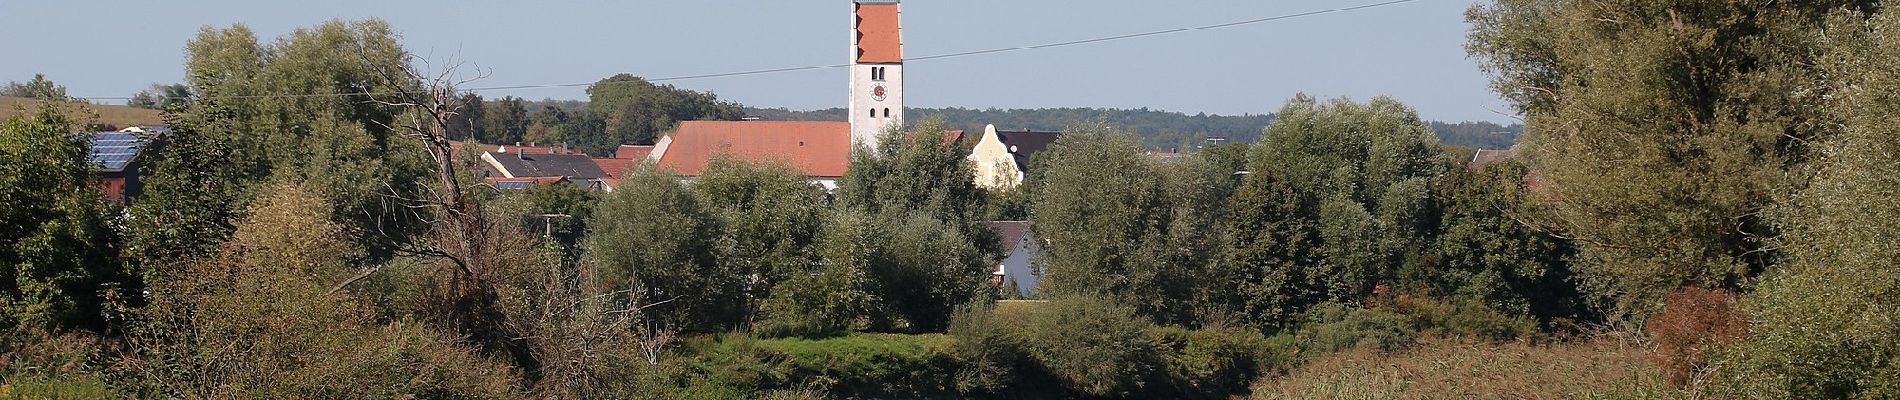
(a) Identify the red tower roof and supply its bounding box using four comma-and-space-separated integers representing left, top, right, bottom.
855, 2, 902, 63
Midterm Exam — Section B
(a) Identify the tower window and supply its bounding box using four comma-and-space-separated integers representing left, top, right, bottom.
870, 108, 877, 118
883, 108, 891, 118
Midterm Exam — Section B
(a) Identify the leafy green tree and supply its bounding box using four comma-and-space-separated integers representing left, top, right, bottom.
126, 180, 519, 398
1028, 124, 1207, 324
586, 74, 743, 146
446, 92, 484, 140
1210, 169, 1318, 331
692, 157, 828, 320
585, 166, 737, 331
525, 104, 569, 145
516, 179, 597, 255
1722, 11, 1900, 397
482, 96, 529, 144
2, 74, 70, 101
1430, 160, 1579, 323
134, 20, 432, 267
0, 104, 135, 332
1237, 96, 1445, 308
1467, 0, 1869, 315
760, 210, 876, 337
835, 118, 998, 331
126, 83, 192, 110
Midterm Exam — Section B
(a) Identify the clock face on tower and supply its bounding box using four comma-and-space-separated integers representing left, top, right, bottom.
871, 84, 887, 101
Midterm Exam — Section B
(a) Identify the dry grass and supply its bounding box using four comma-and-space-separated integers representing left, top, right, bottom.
0, 96, 165, 128
1249, 337, 1687, 400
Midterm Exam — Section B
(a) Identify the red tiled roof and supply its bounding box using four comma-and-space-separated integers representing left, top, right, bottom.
855, 3, 902, 63
615, 145, 655, 160
656, 121, 854, 177
941, 129, 965, 146
593, 157, 637, 179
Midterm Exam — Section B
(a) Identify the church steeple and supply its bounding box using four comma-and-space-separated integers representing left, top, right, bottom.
849, 0, 903, 151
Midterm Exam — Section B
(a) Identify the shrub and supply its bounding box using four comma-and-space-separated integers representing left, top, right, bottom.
947, 303, 1029, 394
684, 332, 960, 398
1151, 324, 1272, 398
1017, 295, 1162, 397
1293, 303, 1416, 354
1644, 287, 1744, 387
1384, 293, 1540, 341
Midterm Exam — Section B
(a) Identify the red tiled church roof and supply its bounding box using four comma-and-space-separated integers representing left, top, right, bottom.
656, 121, 854, 177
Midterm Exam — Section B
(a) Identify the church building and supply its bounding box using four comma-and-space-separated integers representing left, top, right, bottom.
643, 0, 909, 189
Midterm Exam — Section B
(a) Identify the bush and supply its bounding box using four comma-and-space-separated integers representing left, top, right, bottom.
1151, 324, 1272, 398
947, 303, 1030, 394
1382, 293, 1541, 341
1020, 296, 1163, 398
115, 182, 521, 398
683, 332, 959, 398
1644, 287, 1744, 387
1292, 303, 1416, 354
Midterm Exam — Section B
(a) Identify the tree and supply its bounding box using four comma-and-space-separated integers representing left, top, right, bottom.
446, 92, 484, 140
0, 103, 135, 332
1721, 11, 1900, 397
1467, 0, 1871, 315
124, 180, 519, 398
585, 166, 736, 331
586, 74, 743, 146
1028, 124, 1206, 324
2, 74, 70, 101
523, 105, 562, 144
1210, 169, 1318, 331
482, 96, 529, 144
834, 118, 998, 331
134, 20, 434, 267
1430, 160, 1579, 323
692, 157, 828, 321
126, 83, 192, 110
1236, 96, 1445, 308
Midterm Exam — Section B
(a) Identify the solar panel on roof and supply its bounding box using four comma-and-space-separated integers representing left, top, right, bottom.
496, 181, 534, 190
88, 132, 153, 171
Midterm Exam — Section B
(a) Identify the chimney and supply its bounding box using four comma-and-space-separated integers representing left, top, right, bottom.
517, 146, 524, 160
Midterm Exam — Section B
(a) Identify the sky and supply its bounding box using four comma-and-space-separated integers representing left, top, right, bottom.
0, 0, 1516, 123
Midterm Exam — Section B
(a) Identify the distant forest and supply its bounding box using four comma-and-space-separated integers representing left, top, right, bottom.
743, 106, 1524, 150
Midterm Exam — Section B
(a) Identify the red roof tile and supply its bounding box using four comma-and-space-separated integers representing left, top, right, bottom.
855, 3, 902, 63
615, 145, 655, 160
656, 121, 854, 177
593, 157, 637, 179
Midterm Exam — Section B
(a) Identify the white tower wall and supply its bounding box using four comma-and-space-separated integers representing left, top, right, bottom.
849, 64, 902, 149
848, 1, 903, 151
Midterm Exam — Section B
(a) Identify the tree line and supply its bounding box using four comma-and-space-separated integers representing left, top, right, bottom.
4, 0, 1900, 396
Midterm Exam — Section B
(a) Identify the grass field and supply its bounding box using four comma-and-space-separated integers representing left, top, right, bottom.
0, 96, 166, 129
1249, 336, 1687, 400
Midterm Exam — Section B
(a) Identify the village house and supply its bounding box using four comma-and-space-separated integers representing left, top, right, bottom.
966, 125, 1060, 189
89, 125, 168, 205
988, 220, 1043, 298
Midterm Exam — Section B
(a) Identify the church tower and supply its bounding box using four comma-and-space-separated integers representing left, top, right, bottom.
849, 0, 903, 151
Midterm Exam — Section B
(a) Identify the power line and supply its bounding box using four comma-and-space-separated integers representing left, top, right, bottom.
80, 0, 1418, 101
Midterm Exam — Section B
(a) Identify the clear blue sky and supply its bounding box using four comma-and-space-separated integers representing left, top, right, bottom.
0, 0, 1515, 123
